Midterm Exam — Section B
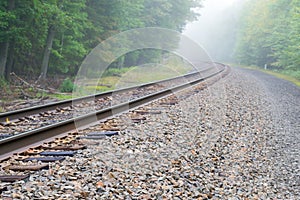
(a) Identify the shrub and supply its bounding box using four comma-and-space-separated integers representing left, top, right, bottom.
0, 77, 8, 88
0, 77, 10, 94
59, 78, 76, 93
282, 70, 300, 80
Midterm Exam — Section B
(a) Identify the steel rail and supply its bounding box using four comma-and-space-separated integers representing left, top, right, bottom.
0, 63, 226, 159
0, 66, 214, 122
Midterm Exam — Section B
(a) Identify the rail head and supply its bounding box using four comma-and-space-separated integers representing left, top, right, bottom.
0, 64, 227, 160
0, 63, 218, 122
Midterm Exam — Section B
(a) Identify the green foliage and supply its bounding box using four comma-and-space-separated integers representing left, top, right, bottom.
281, 70, 300, 80
0, 0, 203, 81
143, 0, 200, 30
0, 76, 7, 85
0, 77, 9, 90
235, 0, 300, 72
59, 78, 75, 93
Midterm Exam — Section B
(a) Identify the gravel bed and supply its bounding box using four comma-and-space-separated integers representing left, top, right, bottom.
236, 68, 300, 198
1, 67, 298, 199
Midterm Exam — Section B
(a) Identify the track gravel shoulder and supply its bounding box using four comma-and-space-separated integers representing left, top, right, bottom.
235, 67, 300, 198
0, 67, 299, 199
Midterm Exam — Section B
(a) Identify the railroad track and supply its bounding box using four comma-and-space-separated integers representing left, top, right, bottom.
0, 62, 228, 183
0, 66, 216, 132
0, 62, 219, 138
0, 63, 215, 122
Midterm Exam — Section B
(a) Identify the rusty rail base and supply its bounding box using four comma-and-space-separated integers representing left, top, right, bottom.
0, 65, 226, 160
0, 67, 213, 122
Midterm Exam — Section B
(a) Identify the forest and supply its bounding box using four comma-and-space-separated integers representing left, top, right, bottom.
234, 0, 300, 78
0, 0, 299, 85
0, 0, 201, 82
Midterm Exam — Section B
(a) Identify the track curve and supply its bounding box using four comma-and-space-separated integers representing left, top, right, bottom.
0, 62, 228, 160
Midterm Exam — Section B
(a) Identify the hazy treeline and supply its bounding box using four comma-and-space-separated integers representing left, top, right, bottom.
235, 0, 299, 72
0, 0, 201, 80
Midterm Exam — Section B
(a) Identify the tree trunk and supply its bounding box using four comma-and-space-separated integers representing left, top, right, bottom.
41, 26, 55, 79
5, 41, 15, 81
0, 0, 15, 79
0, 42, 9, 77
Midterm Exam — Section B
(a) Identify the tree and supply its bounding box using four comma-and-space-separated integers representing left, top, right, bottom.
235, 0, 275, 67
0, 0, 39, 80
0, 0, 15, 78
40, 0, 87, 78
269, 0, 300, 70
235, 0, 299, 71
0, 0, 203, 81
123, 0, 202, 67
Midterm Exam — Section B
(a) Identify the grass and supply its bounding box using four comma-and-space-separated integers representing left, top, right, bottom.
79, 76, 120, 94
75, 64, 188, 94
85, 85, 113, 92
0, 106, 5, 112
76, 55, 193, 94
232, 64, 300, 88
48, 93, 73, 100
113, 62, 193, 89
83, 76, 119, 88
280, 70, 300, 81
118, 65, 182, 85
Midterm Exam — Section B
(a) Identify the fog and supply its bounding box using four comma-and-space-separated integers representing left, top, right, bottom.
183, 0, 244, 62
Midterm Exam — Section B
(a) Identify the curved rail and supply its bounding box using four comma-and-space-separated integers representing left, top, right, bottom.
0, 65, 214, 122
0, 63, 227, 160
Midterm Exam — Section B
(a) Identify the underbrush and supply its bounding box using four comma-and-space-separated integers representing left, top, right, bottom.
280, 70, 300, 80
59, 78, 76, 93
0, 78, 12, 100
0, 78, 9, 91
102, 67, 136, 77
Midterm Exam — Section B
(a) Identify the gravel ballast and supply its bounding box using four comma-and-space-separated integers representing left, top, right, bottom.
236, 68, 300, 199
0, 67, 299, 199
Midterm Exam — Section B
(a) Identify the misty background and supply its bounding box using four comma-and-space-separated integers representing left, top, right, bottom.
184, 0, 244, 63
